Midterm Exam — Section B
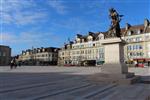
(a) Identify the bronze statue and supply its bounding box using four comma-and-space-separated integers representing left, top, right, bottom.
106, 8, 123, 38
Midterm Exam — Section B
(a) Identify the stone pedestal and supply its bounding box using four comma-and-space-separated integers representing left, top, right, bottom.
101, 38, 127, 74
88, 38, 140, 84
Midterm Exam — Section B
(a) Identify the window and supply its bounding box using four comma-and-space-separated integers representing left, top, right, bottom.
130, 52, 133, 56
137, 52, 139, 56
133, 38, 136, 42
127, 46, 130, 50
139, 45, 143, 49
81, 45, 84, 48
136, 45, 139, 50
81, 50, 84, 54
133, 45, 136, 50
148, 52, 150, 57
129, 46, 132, 50
99, 48, 104, 52
145, 35, 150, 40
88, 50, 91, 54
93, 44, 95, 47
3, 52, 6, 56
126, 39, 129, 42
148, 44, 150, 50
133, 52, 136, 56
85, 50, 87, 54
136, 37, 140, 42
140, 52, 143, 56
96, 49, 98, 53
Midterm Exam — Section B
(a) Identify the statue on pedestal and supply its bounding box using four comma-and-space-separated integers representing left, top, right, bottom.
106, 8, 123, 38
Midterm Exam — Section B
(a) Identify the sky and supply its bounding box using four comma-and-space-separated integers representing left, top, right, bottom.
0, 0, 150, 56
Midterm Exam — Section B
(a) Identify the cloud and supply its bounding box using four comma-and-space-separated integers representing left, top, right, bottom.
1, 0, 47, 25
48, 0, 67, 14
2, 32, 61, 47
13, 11, 47, 25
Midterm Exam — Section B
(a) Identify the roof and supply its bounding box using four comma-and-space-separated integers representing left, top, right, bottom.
64, 19, 150, 46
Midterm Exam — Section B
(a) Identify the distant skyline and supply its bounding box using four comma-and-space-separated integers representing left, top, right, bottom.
0, 0, 150, 56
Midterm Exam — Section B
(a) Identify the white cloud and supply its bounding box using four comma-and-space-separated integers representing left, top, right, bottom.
2, 32, 61, 46
13, 11, 47, 25
1, 0, 47, 25
48, 0, 67, 14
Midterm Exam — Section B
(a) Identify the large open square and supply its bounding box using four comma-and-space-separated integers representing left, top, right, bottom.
1, 1, 150, 100
0, 66, 150, 100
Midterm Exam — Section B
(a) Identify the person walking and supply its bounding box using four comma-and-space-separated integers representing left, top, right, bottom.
10, 59, 14, 69
14, 58, 17, 68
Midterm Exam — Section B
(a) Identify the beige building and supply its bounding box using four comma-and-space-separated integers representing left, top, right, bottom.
19, 47, 59, 65
58, 19, 150, 66
0, 45, 11, 66
123, 19, 150, 64
58, 32, 105, 66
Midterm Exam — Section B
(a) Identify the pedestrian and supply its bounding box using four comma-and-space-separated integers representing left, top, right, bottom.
14, 58, 17, 68
18, 61, 21, 67
10, 59, 14, 69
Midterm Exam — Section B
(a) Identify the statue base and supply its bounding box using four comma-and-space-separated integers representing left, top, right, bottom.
88, 38, 140, 84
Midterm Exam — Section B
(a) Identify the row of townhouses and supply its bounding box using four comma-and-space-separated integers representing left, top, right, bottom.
58, 19, 150, 66
18, 47, 59, 65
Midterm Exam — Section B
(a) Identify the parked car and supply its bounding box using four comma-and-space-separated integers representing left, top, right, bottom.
135, 63, 144, 67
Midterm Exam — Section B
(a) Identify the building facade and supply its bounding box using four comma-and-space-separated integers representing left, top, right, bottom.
0, 45, 11, 66
123, 19, 150, 65
58, 19, 150, 66
19, 47, 59, 65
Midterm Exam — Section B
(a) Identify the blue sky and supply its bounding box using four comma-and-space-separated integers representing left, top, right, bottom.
0, 0, 150, 56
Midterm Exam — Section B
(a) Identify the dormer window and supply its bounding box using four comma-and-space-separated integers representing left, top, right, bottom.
125, 23, 131, 30
98, 33, 104, 40
54, 49, 57, 52
87, 35, 93, 41
127, 31, 131, 36
76, 38, 81, 43
82, 39, 84, 42
137, 30, 141, 34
